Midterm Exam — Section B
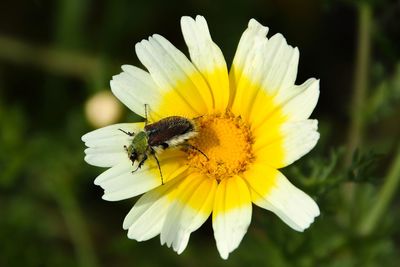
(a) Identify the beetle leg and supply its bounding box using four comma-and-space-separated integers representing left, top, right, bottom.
150, 147, 164, 185
132, 154, 147, 173
183, 144, 209, 160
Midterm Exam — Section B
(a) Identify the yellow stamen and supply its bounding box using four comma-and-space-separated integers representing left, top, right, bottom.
187, 112, 254, 181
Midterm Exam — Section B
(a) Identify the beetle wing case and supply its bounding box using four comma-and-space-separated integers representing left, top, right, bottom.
145, 116, 197, 148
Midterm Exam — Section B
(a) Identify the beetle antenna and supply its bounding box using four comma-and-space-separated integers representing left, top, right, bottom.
144, 104, 149, 126
185, 144, 209, 160
119, 128, 134, 136
192, 115, 204, 121
150, 148, 164, 185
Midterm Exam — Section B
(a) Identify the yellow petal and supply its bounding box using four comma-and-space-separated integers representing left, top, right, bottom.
230, 19, 299, 121
181, 15, 230, 113
123, 177, 181, 241
212, 176, 252, 259
161, 173, 217, 254
135, 34, 214, 118
254, 120, 319, 168
241, 164, 319, 231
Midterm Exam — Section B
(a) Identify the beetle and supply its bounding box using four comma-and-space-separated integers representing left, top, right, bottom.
118, 105, 207, 184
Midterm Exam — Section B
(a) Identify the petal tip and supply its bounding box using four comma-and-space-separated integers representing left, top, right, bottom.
180, 15, 194, 24
195, 15, 205, 21
81, 133, 89, 142
122, 219, 131, 230
93, 176, 101, 185
248, 18, 269, 36
217, 247, 229, 260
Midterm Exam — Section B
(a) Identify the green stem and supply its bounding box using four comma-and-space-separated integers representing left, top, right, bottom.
52, 176, 100, 267
49, 1, 100, 266
345, 2, 372, 166
0, 35, 102, 79
359, 147, 400, 235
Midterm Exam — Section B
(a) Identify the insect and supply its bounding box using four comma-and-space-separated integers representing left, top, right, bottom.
119, 105, 207, 184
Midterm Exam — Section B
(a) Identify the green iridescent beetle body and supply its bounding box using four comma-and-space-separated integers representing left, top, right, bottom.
125, 131, 149, 167
120, 113, 205, 184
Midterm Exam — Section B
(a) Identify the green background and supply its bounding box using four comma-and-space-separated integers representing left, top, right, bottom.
1, 0, 400, 266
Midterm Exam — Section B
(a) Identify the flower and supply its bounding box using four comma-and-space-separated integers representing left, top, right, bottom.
82, 15, 320, 259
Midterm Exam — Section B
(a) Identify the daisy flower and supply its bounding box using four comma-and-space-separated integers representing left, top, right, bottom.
82, 15, 320, 259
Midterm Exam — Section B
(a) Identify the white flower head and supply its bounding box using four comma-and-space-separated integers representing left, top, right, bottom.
82, 15, 320, 259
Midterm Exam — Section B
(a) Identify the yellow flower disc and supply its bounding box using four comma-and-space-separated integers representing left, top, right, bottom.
187, 112, 254, 181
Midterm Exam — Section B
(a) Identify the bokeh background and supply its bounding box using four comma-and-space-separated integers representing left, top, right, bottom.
1, 0, 400, 266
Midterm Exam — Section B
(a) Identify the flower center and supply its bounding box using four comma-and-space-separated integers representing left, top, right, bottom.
187, 112, 254, 181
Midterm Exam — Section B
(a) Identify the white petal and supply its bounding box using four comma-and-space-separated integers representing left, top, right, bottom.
135, 34, 213, 116
82, 123, 143, 167
250, 169, 320, 231
255, 119, 320, 168
259, 34, 299, 92
123, 179, 180, 241
230, 19, 319, 128
231, 20, 301, 117
110, 65, 162, 120
229, 19, 268, 111
160, 174, 217, 254
181, 15, 229, 112
230, 18, 269, 84
278, 78, 320, 121
251, 78, 319, 130
244, 33, 299, 94
94, 159, 161, 201
280, 120, 319, 165
84, 147, 126, 168
82, 123, 142, 144
95, 149, 187, 201
212, 176, 252, 260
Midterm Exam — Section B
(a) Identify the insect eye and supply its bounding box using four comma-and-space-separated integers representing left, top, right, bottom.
130, 152, 137, 161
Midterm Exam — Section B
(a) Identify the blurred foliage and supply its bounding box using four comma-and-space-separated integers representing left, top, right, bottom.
366, 64, 400, 122
1, 0, 400, 267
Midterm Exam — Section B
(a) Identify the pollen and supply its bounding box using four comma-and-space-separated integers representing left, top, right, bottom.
187, 112, 254, 181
